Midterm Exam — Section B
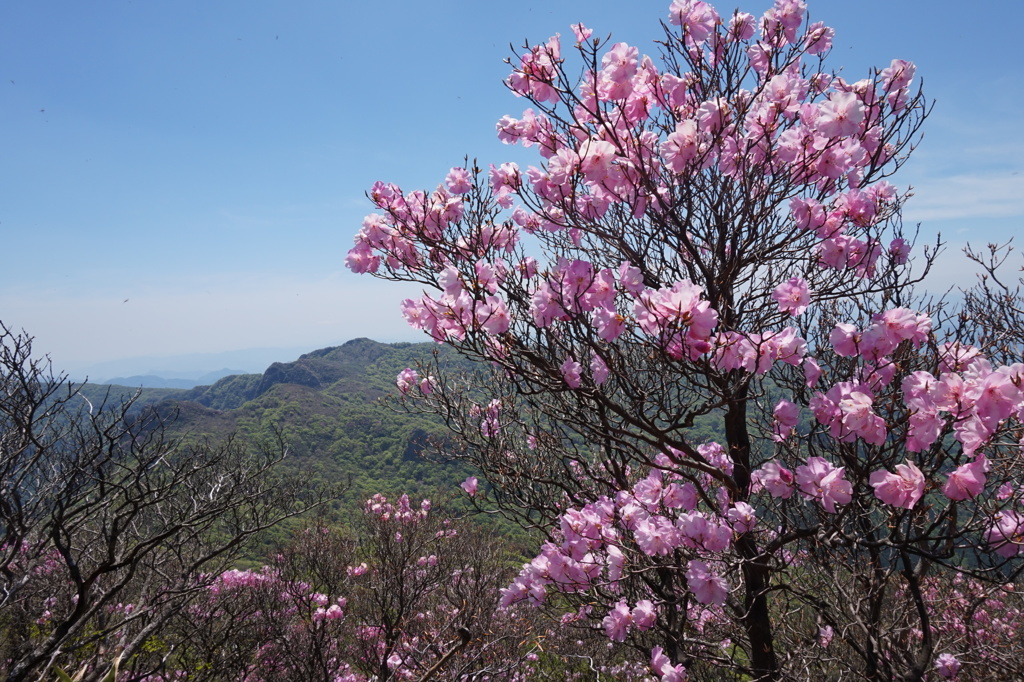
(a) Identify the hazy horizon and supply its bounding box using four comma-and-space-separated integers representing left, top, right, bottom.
54, 332, 433, 383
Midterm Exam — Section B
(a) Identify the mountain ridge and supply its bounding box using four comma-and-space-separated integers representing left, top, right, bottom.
77, 337, 470, 503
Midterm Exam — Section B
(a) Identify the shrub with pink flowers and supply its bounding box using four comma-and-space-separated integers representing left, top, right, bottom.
146, 495, 648, 681
347, 0, 1024, 678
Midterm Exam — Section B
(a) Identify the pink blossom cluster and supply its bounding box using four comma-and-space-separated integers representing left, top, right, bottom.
902, 351, 1024, 457
530, 258, 614, 327
634, 280, 719, 360
602, 598, 657, 641
346, 180, 473, 275
712, 327, 807, 375
396, 367, 434, 395
771, 277, 811, 316
868, 460, 925, 510
401, 269, 514, 343
210, 566, 281, 595
364, 493, 431, 525
502, 447, 739, 624
985, 510, 1024, 558
791, 187, 899, 277
810, 380, 887, 446
651, 645, 688, 682
803, 315, 1024, 513
507, 34, 562, 104
794, 456, 852, 513
830, 307, 931, 363
749, 444, 851, 512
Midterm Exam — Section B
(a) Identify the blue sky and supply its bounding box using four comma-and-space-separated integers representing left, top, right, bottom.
1, 0, 1021, 378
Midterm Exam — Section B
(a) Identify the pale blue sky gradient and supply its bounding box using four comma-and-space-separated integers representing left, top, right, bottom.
2, 0, 1021, 377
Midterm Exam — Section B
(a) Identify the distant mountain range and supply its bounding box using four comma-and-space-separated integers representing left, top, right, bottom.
76, 338, 473, 504
68, 345, 324, 386
101, 369, 248, 389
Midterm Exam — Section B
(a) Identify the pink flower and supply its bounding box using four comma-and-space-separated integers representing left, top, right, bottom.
869, 460, 925, 509
790, 197, 826, 232
881, 59, 917, 92
753, 461, 795, 499
986, 510, 1024, 558
942, 456, 988, 501
696, 97, 729, 132
803, 357, 822, 388
561, 357, 583, 388
772, 399, 799, 441
633, 280, 718, 357
601, 42, 638, 83
461, 476, 478, 497
571, 22, 592, 43
445, 166, 472, 194
804, 21, 833, 55
489, 162, 520, 193
606, 545, 625, 582
812, 381, 887, 445
345, 244, 380, 274
590, 353, 610, 385
685, 559, 728, 605
771, 277, 810, 316
727, 502, 757, 534
678, 511, 731, 552
816, 91, 865, 138
602, 600, 632, 641
668, 0, 720, 45
592, 307, 626, 341
618, 261, 644, 296
838, 391, 886, 444
796, 457, 852, 513
869, 307, 932, 351
478, 295, 511, 335
829, 323, 861, 357
934, 653, 961, 679
578, 138, 618, 181
396, 368, 418, 394
663, 481, 698, 510
631, 599, 657, 630
889, 238, 910, 264
634, 516, 679, 556
598, 42, 638, 100
633, 472, 663, 509
818, 625, 834, 648
727, 11, 756, 41
661, 119, 700, 172
651, 645, 688, 682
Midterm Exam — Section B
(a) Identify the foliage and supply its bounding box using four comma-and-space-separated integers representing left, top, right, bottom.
0, 323, 334, 682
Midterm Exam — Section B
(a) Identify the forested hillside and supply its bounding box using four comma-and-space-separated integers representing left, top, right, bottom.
78, 338, 473, 502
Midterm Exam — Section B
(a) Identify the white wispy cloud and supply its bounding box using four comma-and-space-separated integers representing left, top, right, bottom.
903, 173, 1024, 223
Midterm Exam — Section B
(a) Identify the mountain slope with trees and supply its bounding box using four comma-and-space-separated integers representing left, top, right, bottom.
80, 339, 475, 502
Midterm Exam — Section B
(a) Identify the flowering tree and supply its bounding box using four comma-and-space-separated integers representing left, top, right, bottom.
346, 0, 1024, 679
